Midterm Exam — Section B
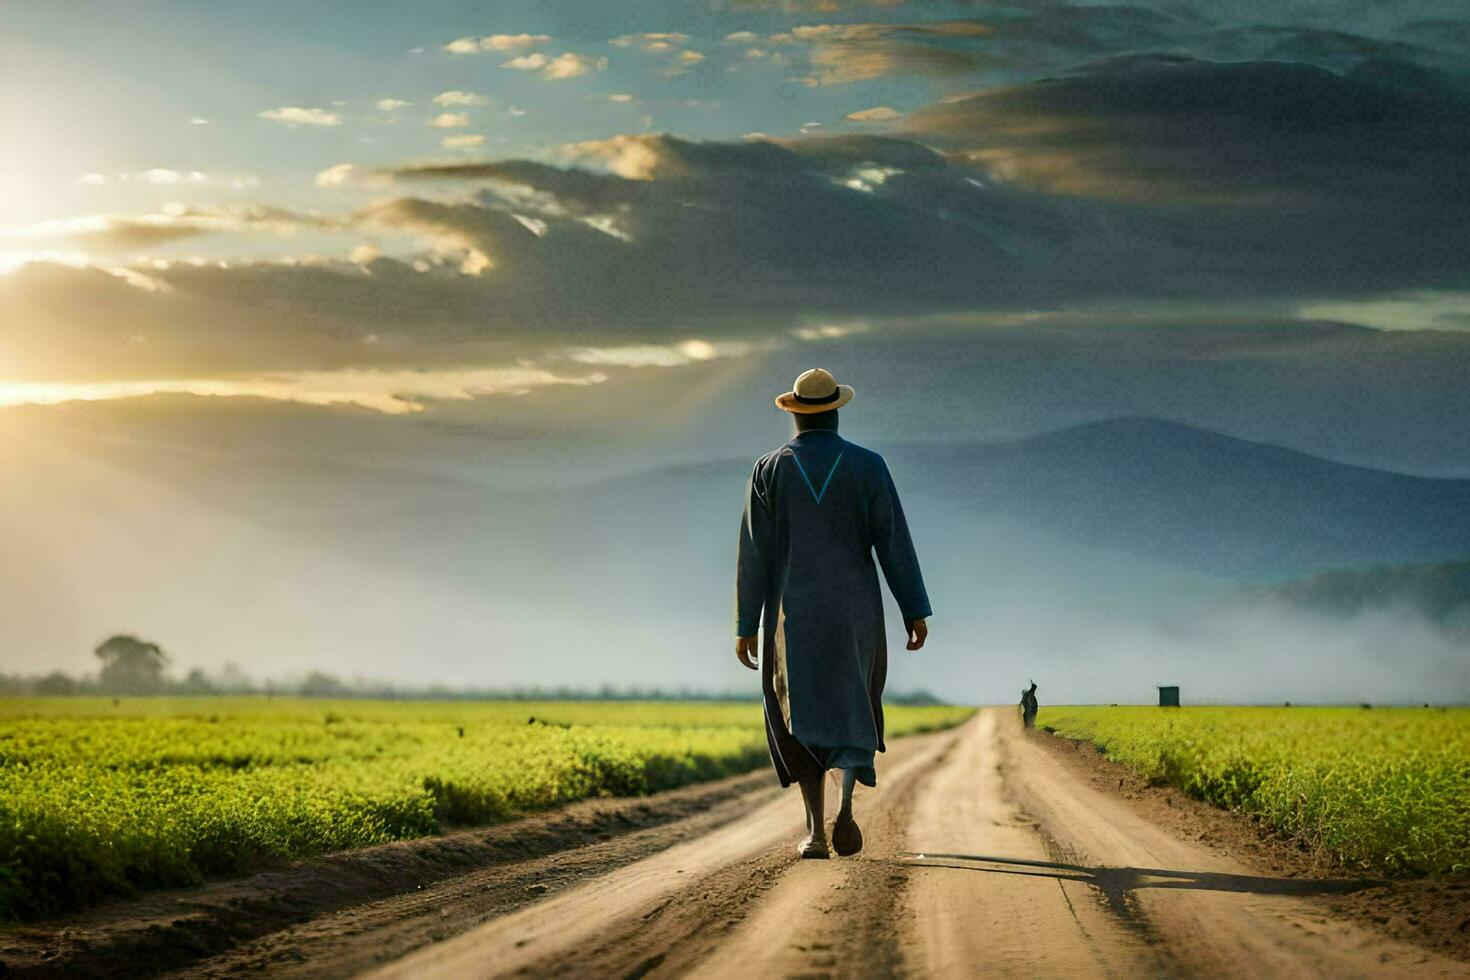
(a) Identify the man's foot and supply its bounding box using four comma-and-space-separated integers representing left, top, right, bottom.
797, 834, 830, 859
831, 812, 863, 856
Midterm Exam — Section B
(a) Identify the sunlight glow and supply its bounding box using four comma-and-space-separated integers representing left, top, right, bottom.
1297, 291, 1470, 332
567, 337, 769, 368
0, 249, 93, 274
0, 367, 608, 415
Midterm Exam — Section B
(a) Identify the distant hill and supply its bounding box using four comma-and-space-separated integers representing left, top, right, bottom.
6, 407, 1465, 700
563, 417, 1470, 581
881, 418, 1470, 579
1273, 560, 1470, 624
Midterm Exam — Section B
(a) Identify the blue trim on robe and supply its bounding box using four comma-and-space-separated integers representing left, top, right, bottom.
789, 451, 844, 504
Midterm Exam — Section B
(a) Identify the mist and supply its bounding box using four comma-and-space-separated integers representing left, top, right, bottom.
4, 380, 1465, 706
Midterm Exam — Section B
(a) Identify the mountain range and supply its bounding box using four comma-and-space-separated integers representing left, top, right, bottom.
4, 405, 1466, 701
881, 417, 1470, 579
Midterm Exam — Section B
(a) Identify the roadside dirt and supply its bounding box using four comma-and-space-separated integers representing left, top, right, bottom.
3, 710, 1465, 979
1032, 724, 1470, 965
0, 769, 779, 978
1001, 715, 1466, 977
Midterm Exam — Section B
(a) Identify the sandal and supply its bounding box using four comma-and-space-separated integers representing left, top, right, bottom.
797, 834, 831, 859
831, 813, 863, 856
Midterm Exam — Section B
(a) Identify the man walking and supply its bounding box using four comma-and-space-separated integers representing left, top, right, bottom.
735, 368, 932, 859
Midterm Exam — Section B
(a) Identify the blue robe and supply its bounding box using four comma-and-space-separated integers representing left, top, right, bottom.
736, 429, 932, 788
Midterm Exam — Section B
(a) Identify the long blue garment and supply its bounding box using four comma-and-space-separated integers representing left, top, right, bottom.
735, 430, 932, 788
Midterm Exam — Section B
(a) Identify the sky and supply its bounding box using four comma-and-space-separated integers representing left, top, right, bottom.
4, 0, 1470, 404
1, 0, 1468, 700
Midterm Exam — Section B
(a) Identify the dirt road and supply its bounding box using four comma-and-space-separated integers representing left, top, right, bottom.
11, 709, 1462, 978
358, 710, 1463, 979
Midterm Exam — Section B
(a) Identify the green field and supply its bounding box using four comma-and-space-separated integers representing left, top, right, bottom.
0, 698, 972, 920
1037, 706, 1470, 878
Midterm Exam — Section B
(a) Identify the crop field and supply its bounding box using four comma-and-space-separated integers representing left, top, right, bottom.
0, 698, 972, 920
1036, 706, 1470, 877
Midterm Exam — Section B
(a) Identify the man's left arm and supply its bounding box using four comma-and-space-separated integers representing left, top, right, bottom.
872, 461, 932, 650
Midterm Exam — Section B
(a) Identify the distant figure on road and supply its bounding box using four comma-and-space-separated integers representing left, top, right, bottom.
735, 368, 932, 860
1021, 681, 1039, 728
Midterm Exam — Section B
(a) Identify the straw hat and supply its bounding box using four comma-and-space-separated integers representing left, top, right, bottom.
775, 368, 855, 414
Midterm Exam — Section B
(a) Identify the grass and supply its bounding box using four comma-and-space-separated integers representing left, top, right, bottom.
1037, 706, 1470, 877
0, 697, 973, 920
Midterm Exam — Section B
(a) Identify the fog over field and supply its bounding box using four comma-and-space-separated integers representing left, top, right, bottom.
5, 323, 1467, 705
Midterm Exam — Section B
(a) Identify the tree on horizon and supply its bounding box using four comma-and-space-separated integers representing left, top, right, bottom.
95, 634, 168, 695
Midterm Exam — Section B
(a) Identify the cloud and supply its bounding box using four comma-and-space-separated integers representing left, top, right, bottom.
188, 116, 210, 125
503, 51, 607, 79
607, 31, 703, 75
609, 32, 690, 50
722, 6, 1460, 87
661, 49, 708, 77
13, 205, 333, 252
311, 86, 1470, 319
0, 255, 559, 382
7, 259, 1470, 491
140, 168, 191, 184
901, 56, 1470, 206
20, 216, 208, 251
75, 169, 260, 190
845, 105, 901, 122
258, 106, 342, 126
543, 52, 609, 79
0, 363, 604, 414
352, 197, 534, 275
1296, 290, 1470, 332
485, 32, 552, 49
913, 7, 1455, 80
447, 33, 553, 53
502, 53, 548, 70
727, 0, 905, 9
567, 337, 763, 367
792, 319, 869, 341
784, 22, 992, 42
17, 48, 1470, 396
338, 133, 1028, 311
587, 93, 639, 104
725, 31, 759, 43
315, 163, 365, 187
426, 112, 470, 128
433, 90, 490, 106
555, 133, 776, 180
375, 98, 412, 111
773, 20, 992, 85
441, 135, 486, 149
293, 47, 1470, 308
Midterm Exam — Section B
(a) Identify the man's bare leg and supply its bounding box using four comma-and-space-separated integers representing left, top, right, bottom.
832, 768, 864, 856
796, 770, 829, 858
